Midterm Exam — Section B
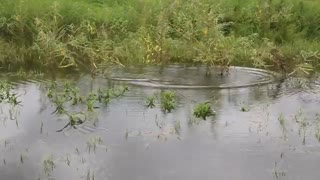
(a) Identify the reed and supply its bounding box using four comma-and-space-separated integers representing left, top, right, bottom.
0, 0, 319, 74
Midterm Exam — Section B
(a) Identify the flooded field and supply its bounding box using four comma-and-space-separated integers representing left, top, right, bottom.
1, 65, 320, 180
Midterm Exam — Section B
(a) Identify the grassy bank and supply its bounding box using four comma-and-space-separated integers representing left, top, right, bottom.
0, 0, 320, 75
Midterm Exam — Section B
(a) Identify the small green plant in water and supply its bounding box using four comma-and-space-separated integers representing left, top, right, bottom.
63, 82, 72, 94
52, 94, 66, 114
97, 88, 112, 104
97, 88, 104, 103
70, 87, 80, 105
47, 81, 57, 99
56, 112, 86, 132
49, 81, 57, 90
193, 102, 215, 120
86, 92, 97, 112
0, 81, 21, 106
146, 96, 156, 108
113, 86, 129, 97
160, 91, 175, 113
7, 94, 21, 106
47, 89, 54, 99
240, 105, 250, 112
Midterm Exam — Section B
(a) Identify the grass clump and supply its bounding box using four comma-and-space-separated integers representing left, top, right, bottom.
193, 102, 215, 120
160, 91, 175, 113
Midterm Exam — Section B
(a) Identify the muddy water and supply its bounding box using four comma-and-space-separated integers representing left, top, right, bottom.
0, 65, 320, 180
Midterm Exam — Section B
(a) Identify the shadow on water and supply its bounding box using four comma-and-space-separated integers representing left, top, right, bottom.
0, 65, 320, 180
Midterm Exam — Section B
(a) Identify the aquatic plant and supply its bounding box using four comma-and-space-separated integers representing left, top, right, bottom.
97, 88, 104, 103
294, 110, 308, 144
52, 94, 66, 114
63, 82, 72, 94
160, 91, 175, 113
102, 89, 113, 104
193, 102, 215, 120
112, 86, 129, 97
49, 81, 57, 90
146, 96, 156, 108
71, 87, 80, 105
47, 89, 54, 99
0, 81, 22, 106
240, 102, 250, 112
56, 112, 86, 132
7, 93, 21, 106
86, 92, 97, 112
240, 106, 250, 112
46, 82, 57, 99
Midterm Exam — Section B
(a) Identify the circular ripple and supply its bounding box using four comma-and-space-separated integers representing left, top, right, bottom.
106, 65, 276, 89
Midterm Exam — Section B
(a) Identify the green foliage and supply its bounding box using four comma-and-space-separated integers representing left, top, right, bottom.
86, 91, 97, 112
193, 102, 215, 120
45, 81, 128, 114
160, 91, 175, 113
52, 94, 66, 114
0, 0, 319, 73
146, 96, 156, 108
0, 81, 21, 106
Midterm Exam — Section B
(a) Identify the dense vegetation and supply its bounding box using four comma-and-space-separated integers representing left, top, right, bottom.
0, 0, 319, 75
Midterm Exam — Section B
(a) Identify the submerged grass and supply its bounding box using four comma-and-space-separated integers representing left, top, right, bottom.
43, 155, 55, 175
0, 0, 319, 74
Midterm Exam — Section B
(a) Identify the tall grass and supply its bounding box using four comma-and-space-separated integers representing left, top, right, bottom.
0, 0, 319, 73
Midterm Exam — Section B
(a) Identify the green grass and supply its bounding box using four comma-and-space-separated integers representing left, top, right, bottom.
160, 91, 175, 113
0, 0, 320, 74
193, 102, 215, 120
